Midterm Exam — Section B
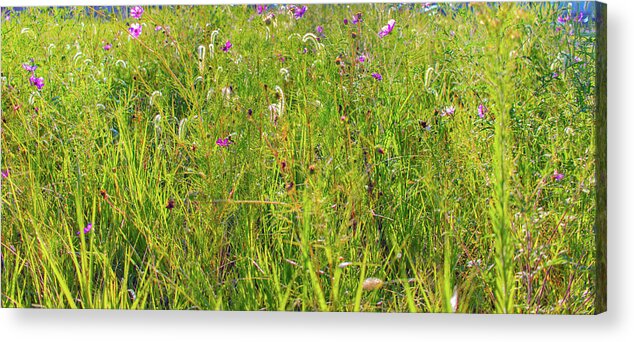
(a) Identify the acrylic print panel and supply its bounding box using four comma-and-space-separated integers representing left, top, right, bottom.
0, 2, 606, 314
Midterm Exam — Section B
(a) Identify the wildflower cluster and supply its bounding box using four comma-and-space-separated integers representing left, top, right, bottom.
23, 59, 44, 90
555, 9, 586, 35
128, 6, 144, 38
256, 5, 268, 15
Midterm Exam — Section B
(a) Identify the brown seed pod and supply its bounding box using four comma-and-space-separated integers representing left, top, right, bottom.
362, 277, 384, 291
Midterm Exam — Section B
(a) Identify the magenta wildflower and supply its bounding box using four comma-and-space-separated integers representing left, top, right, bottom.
22, 62, 37, 73
371, 73, 382, 81
293, 5, 307, 19
378, 19, 396, 38
155, 25, 163, 31
103, 43, 112, 51
352, 12, 362, 24
576, 12, 584, 22
77, 222, 93, 235
557, 14, 570, 24
130, 6, 144, 20
257, 5, 267, 15
128, 23, 142, 38
552, 170, 564, 181
1, 169, 9, 178
574, 56, 582, 63
216, 138, 232, 147
29, 75, 44, 90
222, 40, 232, 52
552, 71, 559, 78
357, 54, 367, 63
316, 25, 323, 34
441, 106, 455, 117
343, 18, 348, 25
477, 103, 487, 119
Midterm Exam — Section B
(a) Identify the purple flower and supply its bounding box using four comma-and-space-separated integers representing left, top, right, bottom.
77, 222, 93, 235
130, 6, 144, 20
103, 43, 112, 51
222, 40, 232, 52
477, 103, 487, 119
1, 169, 9, 178
257, 5, 267, 15
371, 73, 382, 81
441, 106, 455, 117
557, 14, 569, 24
316, 25, 323, 34
343, 18, 348, 25
128, 23, 142, 38
22, 63, 37, 73
573, 56, 582, 63
378, 19, 396, 38
352, 12, 362, 24
552, 170, 564, 181
293, 5, 307, 19
552, 72, 559, 78
216, 138, 232, 147
576, 12, 584, 22
155, 25, 163, 31
29, 75, 44, 90
357, 54, 366, 63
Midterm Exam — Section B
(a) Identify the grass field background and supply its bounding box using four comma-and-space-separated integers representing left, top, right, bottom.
1, 3, 598, 313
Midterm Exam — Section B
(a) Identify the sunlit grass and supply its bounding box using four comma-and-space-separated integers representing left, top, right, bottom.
1, 3, 598, 313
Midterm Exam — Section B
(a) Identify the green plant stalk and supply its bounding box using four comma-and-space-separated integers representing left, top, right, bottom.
485, 5, 517, 314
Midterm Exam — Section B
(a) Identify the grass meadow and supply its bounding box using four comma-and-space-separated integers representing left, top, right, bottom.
1, 3, 600, 313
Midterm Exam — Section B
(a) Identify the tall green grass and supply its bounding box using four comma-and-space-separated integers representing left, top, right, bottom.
1, 3, 598, 313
